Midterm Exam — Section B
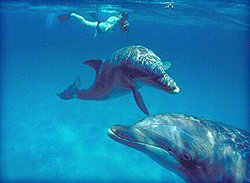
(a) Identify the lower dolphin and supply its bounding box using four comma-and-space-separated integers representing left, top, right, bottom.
108, 113, 250, 183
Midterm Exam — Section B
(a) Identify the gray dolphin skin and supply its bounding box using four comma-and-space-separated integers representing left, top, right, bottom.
57, 45, 180, 115
108, 114, 250, 183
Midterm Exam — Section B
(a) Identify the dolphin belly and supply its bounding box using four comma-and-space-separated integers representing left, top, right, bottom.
103, 88, 131, 99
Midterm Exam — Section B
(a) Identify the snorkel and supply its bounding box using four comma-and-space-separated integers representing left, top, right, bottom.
119, 12, 130, 32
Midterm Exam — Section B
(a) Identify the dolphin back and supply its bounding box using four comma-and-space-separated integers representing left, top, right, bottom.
110, 45, 166, 76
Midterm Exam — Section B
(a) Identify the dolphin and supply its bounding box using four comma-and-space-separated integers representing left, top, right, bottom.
57, 45, 180, 115
108, 113, 250, 183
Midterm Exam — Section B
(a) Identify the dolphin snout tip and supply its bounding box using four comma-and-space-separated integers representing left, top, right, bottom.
107, 127, 115, 140
108, 125, 131, 141
108, 126, 116, 135
168, 85, 180, 93
108, 125, 122, 137
173, 86, 180, 93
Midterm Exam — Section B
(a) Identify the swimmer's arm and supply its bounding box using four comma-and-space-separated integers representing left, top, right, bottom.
104, 22, 117, 31
104, 17, 119, 31
94, 30, 98, 37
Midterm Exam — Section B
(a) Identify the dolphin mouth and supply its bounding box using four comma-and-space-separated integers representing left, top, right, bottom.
108, 126, 138, 144
108, 126, 150, 150
108, 126, 173, 154
140, 76, 181, 94
108, 126, 181, 169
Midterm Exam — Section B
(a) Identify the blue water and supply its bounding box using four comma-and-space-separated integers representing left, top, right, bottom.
1, 0, 249, 182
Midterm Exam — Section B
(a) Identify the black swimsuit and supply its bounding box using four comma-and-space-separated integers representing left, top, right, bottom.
96, 22, 104, 35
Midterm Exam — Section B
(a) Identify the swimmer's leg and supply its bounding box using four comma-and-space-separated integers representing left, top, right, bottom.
57, 77, 81, 100
70, 13, 98, 28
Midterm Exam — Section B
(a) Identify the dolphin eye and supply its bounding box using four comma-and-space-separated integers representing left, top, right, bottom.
165, 146, 172, 152
182, 153, 191, 161
129, 74, 135, 79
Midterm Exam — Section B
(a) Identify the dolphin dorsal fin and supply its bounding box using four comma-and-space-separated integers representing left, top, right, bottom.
163, 61, 171, 71
84, 59, 103, 74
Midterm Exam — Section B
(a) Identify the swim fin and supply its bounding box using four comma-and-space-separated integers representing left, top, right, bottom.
58, 13, 71, 22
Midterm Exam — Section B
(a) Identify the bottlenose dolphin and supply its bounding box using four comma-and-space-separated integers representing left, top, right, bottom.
57, 46, 180, 114
108, 114, 250, 183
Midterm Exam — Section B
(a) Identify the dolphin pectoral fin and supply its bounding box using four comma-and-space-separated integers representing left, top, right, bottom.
83, 59, 103, 74
132, 87, 149, 115
57, 76, 81, 100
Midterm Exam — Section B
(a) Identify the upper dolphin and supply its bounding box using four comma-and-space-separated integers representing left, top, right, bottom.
57, 45, 180, 114
108, 113, 250, 183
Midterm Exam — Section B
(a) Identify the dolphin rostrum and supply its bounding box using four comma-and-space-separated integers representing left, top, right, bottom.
108, 113, 250, 182
57, 45, 180, 114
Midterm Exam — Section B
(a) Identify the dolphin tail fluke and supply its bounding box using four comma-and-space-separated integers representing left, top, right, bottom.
132, 87, 149, 115
58, 13, 71, 22
57, 76, 81, 100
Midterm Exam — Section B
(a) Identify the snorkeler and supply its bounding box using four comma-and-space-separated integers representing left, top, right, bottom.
58, 12, 130, 37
